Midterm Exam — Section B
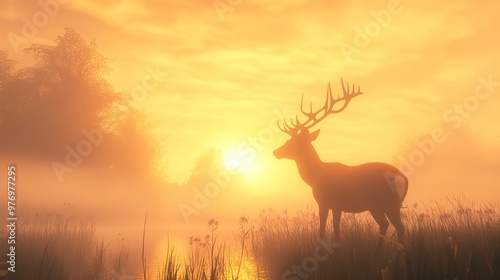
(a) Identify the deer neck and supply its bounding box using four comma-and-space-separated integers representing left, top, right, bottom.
294, 146, 323, 187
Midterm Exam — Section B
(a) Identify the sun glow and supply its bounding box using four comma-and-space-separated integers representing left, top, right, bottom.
223, 149, 254, 173
222, 148, 267, 187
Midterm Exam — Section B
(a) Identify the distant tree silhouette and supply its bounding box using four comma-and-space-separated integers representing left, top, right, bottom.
0, 51, 15, 81
0, 50, 16, 138
186, 148, 224, 186
0, 28, 164, 181
185, 147, 245, 189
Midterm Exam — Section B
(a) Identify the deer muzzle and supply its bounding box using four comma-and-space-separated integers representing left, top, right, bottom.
273, 147, 284, 159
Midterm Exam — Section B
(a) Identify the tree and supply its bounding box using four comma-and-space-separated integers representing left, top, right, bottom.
185, 147, 245, 189
186, 148, 224, 186
0, 28, 164, 182
0, 50, 15, 81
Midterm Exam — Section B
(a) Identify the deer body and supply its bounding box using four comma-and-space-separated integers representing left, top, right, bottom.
274, 79, 408, 244
297, 161, 406, 213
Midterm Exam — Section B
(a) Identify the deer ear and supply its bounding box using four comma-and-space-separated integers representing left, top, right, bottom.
309, 129, 320, 141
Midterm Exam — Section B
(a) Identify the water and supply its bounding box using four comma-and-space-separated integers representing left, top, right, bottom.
98, 223, 265, 279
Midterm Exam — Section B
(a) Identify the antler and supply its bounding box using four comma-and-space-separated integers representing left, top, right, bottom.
277, 78, 363, 135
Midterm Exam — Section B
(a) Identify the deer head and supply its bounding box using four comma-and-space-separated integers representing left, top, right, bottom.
273, 128, 320, 160
273, 78, 363, 161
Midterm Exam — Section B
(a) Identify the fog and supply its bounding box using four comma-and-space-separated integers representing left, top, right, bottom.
1, 8, 499, 276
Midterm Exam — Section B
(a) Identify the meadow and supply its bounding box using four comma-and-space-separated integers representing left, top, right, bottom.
253, 198, 500, 280
2, 198, 499, 280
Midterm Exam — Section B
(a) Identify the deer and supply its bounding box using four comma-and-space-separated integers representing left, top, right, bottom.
273, 78, 408, 247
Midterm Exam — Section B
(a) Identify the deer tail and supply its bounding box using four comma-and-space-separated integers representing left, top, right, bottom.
384, 170, 408, 204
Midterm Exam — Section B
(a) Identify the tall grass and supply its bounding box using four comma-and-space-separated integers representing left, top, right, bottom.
252, 198, 500, 280
1, 208, 108, 280
3, 198, 499, 280
155, 198, 499, 279
149, 219, 233, 280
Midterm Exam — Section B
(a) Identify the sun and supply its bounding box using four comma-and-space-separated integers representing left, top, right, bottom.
223, 150, 252, 173
220, 146, 280, 194
222, 148, 261, 184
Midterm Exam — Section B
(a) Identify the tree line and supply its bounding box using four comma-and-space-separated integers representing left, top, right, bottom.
0, 28, 163, 181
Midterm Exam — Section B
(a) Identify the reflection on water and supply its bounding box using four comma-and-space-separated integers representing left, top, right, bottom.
150, 234, 263, 279
225, 255, 265, 280
99, 224, 268, 280
145, 233, 188, 277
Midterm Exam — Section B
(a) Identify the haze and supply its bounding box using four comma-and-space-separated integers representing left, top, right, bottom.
1, 0, 499, 229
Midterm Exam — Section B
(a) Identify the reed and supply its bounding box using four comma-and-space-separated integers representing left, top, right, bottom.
252, 198, 500, 280
5, 197, 498, 280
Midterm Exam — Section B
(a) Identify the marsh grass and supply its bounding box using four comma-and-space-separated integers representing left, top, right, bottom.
2, 208, 108, 280
252, 198, 500, 280
155, 241, 181, 280
146, 217, 261, 280
3, 198, 499, 280
150, 218, 229, 280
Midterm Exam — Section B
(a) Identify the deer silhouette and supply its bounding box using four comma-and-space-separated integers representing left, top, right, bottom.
273, 79, 408, 246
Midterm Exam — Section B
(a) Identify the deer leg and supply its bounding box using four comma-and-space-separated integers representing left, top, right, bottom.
319, 206, 328, 238
386, 209, 405, 243
370, 210, 389, 250
332, 211, 342, 243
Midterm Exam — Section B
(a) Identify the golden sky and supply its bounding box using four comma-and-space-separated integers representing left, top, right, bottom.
2, 0, 500, 202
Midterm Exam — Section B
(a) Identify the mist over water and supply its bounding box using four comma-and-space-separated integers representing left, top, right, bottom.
1, 156, 295, 278
1, 154, 499, 279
